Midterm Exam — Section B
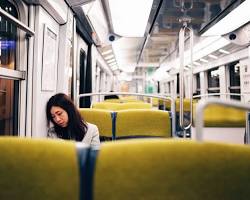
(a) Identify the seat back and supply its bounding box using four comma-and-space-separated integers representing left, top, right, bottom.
192, 104, 246, 127
115, 109, 171, 138
92, 102, 152, 110
94, 139, 250, 200
79, 108, 114, 138
0, 137, 79, 200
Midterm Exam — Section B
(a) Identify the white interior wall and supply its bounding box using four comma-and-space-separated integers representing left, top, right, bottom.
32, 6, 60, 138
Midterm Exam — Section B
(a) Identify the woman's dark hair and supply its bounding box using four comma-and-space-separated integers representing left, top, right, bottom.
46, 93, 87, 141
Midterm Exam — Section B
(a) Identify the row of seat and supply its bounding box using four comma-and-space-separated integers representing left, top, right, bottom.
79, 108, 172, 139
1, 137, 250, 199
91, 102, 152, 110
160, 98, 246, 127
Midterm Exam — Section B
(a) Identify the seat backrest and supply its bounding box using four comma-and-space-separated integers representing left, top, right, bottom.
115, 109, 171, 138
79, 108, 114, 138
192, 104, 246, 127
92, 102, 152, 110
93, 139, 250, 200
0, 137, 79, 200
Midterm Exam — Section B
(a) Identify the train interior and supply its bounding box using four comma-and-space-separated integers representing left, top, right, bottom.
1, 0, 250, 199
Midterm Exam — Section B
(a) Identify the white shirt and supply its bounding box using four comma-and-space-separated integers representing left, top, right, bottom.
47, 122, 100, 148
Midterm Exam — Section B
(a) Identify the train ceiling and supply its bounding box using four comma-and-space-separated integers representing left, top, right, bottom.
69, 0, 245, 74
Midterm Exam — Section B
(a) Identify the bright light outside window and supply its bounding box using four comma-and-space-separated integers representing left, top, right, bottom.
108, 0, 153, 37
202, 0, 250, 36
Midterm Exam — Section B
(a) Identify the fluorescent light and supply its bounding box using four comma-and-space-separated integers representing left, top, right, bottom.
219, 49, 230, 54
200, 58, 208, 63
107, 58, 116, 63
194, 61, 201, 66
111, 65, 119, 70
102, 49, 112, 55
108, 0, 153, 37
109, 62, 117, 66
104, 54, 114, 60
202, 1, 250, 36
208, 54, 218, 59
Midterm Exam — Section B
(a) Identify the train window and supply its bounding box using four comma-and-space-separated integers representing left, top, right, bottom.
0, 79, 19, 135
0, 2, 18, 70
195, 73, 201, 96
228, 61, 241, 100
176, 74, 179, 95
0, 1, 20, 136
207, 67, 220, 95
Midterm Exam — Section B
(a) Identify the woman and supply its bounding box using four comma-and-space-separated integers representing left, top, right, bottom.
46, 93, 100, 148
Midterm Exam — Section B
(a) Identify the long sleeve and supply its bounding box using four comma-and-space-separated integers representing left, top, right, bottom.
47, 127, 58, 139
82, 123, 101, 148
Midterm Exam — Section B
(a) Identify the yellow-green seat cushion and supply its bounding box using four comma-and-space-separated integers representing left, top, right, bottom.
116, 109, 171, 137
92, 102, 152, 111
94, 139, 250, 200
79, 108, 113, 137
92, 102, 121, 110
193, 104, 246, 127
0, 137, 79, 200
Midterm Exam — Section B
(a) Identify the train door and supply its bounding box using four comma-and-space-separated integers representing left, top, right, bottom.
227, 61, 241, 100
207, 67, 220, 96
0, 1, 29, 136
76, 34, 89, 107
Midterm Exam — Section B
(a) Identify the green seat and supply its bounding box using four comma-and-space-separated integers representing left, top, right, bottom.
193, 104, 246, 127
115, 109, 171, 138
0, 137, 79, 200
94, 139, 250, 200
92, 102, 152, 110
79, 108, 113, 138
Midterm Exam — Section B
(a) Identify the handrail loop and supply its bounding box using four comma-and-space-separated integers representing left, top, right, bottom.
179, 24, 194, 135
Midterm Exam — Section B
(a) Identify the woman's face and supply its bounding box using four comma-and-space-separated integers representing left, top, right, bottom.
50, 106, 69, 127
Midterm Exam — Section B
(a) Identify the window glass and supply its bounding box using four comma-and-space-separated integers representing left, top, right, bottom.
228, 61, 240, 100
195, 73, 200, 96
0, 78, 19, 135
207, 67, 220, 95
0, 1, 18, 70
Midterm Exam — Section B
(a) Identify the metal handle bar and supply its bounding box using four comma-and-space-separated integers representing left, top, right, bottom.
179, 25, 193, 132
193, 93, 245, 100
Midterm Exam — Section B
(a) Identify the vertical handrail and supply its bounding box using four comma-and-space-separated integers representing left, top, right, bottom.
179, 25, 194, 134
179, 26, 185, 134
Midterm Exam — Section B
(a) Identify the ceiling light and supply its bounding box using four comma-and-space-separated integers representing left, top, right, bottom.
219, 49, 230, 54
208, 54, 218, 59
108, 0, 153, 37
109, 62, 117, 66
104, 54, 114, 60
111, 65, 119, 70
202, 1, 250, 36
102, 49, 112, 55
107, 58, 116, 63
193, 61, 201, 66
200, 58, 208, 63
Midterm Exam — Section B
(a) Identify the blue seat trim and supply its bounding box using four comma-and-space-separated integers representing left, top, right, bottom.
76, 143, 90, 200
111, 112, 117, 140
85, 149, 99, 200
